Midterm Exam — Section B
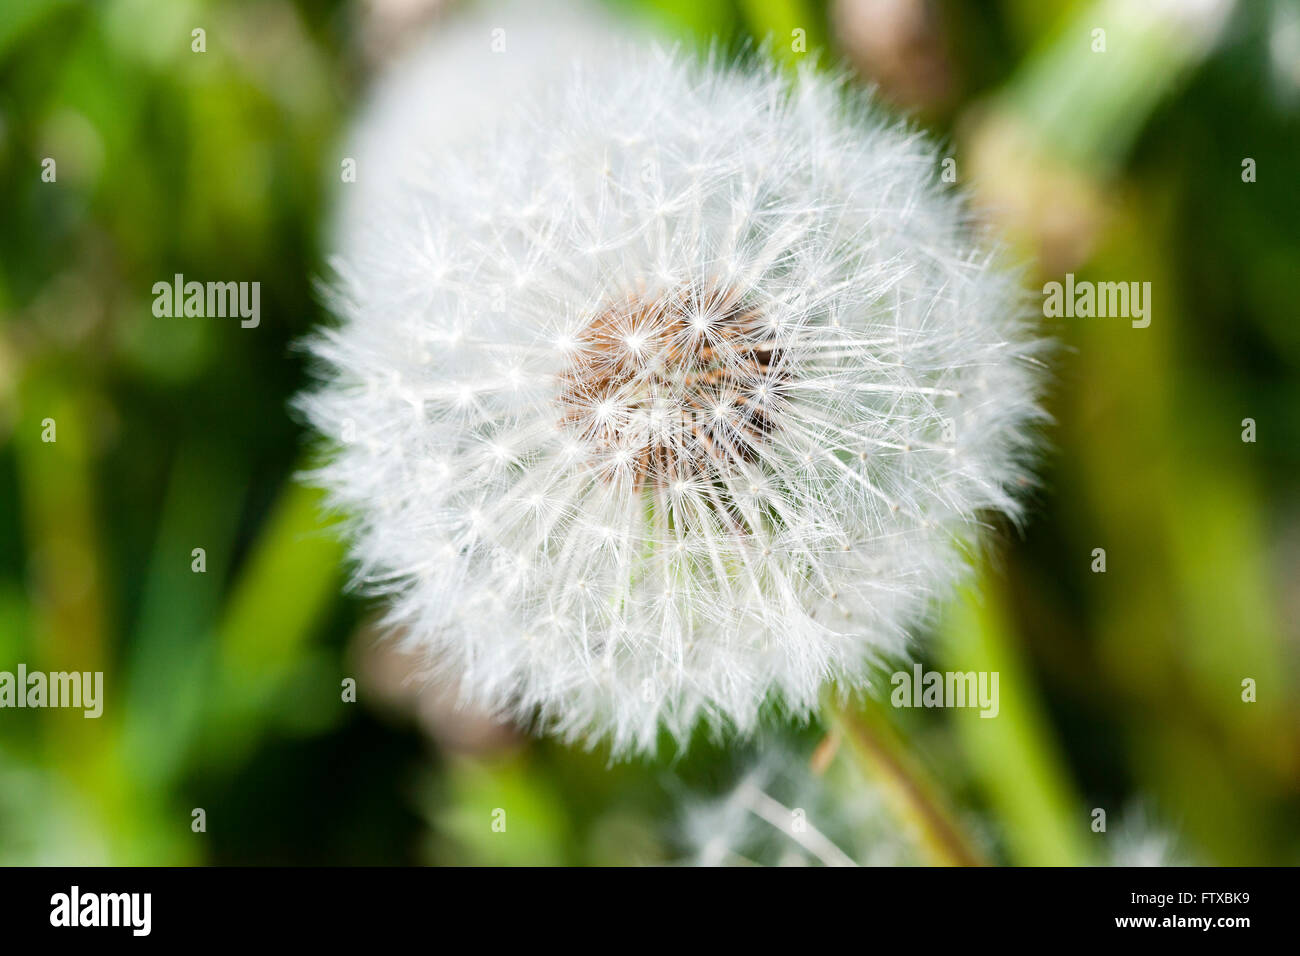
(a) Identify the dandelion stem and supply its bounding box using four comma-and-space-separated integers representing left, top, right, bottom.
826, 693, 985, 867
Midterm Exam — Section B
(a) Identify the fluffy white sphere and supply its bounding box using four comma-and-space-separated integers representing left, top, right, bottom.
301, 37, 1046, 755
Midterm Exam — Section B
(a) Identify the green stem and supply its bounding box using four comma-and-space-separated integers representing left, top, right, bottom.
826, 692, 984, 867
941, 581, 1092, 865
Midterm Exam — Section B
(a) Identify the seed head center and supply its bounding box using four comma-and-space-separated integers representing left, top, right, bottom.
557, 284, 785, 489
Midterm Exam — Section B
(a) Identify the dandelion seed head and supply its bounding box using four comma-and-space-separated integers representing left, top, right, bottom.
300, 22, 1047, 755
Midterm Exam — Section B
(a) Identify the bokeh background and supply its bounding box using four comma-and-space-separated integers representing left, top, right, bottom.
1, 0, 1297, 865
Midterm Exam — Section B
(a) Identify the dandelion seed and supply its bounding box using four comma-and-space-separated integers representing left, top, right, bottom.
299, 17, 1047, 755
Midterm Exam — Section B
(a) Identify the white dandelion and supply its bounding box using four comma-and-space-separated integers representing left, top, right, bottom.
681, 746, 904, 868
332, 0, 628, 261
1106, 803, 1191, 867
299, 25, 1047, 755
